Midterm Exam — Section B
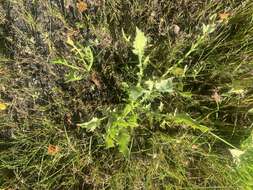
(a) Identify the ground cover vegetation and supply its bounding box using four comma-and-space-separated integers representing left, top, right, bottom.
0, 0, 253, 189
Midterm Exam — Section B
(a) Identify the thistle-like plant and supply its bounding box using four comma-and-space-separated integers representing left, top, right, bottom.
77, 27, 238, 157
79, 28, 174, 156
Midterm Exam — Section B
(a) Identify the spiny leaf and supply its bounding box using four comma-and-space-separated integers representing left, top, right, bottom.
84, 47, 94, 71
105, 126, 117, 148
52, 59, 81, 71
118, 129, 130, 156
172, 114, 210, 133
77, 117, 104, 132
132, 27, 147, 57
155, 78, 173, 93
179, 91, 192, 99
105, 136, 115, 148
145, 80, 154, 91
129, 86, 145, 101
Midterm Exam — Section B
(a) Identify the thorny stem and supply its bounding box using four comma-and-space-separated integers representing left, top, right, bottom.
137, 55, 143, 87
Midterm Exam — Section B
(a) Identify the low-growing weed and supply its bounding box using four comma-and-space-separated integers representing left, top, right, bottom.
53, 37, 94, 83
79, 28, 174, 155
79, 27, 240, 156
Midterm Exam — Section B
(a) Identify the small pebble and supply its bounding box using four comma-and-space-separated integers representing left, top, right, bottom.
172, 24, 180, 35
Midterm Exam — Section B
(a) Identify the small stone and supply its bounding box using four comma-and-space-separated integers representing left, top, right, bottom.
172, 24, 180, 35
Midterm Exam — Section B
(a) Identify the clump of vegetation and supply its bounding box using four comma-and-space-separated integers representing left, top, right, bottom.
0, 0, 253, 189
53, 37, 94, 83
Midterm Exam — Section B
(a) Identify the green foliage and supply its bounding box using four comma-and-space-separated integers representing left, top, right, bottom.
80, 28, 175, 156
77, 117, 105, 132
104, 28, 175, 155
154, 78, 174, 93
132, 27, 147, 59
133, 27, 149, 86
106, 104, 137, 149
231, 131, 253, 189
172, 114, 210, 133
171, 114, 238, 149
52, 37, 94, 82
105, 109, 137, 155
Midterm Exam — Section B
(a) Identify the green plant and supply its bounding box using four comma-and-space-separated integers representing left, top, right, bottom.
78, 26, 243, 156
52, 37, 94, 82
77, 28, 174, 156
230, 129, 253, 189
